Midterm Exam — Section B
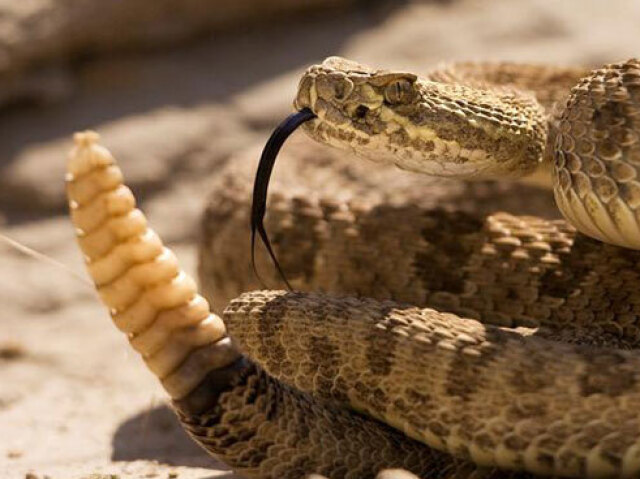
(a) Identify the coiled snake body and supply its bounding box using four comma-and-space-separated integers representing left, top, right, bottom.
66, 57, 640, 478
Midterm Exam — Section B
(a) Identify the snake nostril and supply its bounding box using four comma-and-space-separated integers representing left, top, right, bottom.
355, 105, 369, 119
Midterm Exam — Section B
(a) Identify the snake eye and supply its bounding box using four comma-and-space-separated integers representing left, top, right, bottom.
355, 105, 369, 119
384, 79, 414, 105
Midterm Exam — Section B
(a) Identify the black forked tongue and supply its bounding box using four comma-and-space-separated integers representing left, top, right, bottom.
251, 108, 317, 291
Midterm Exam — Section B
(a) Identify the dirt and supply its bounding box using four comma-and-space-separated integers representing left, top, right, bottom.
1, 0, 639, 478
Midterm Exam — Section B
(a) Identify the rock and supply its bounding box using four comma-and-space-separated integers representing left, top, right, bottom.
142, 177, 214, 245
0, 65, 75, 107
232, 71, 301, 129
6, 449, 23, 459
0, 0, 358, 107
81, 475, 120, 479
341, 0, 640, 68
0, 340, 26, 361
0, 105, 256, 212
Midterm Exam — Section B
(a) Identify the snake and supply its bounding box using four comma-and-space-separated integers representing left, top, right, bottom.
65, 56, 640, 479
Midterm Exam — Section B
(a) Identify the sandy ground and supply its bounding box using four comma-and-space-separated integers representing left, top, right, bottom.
2, 1, 640, 478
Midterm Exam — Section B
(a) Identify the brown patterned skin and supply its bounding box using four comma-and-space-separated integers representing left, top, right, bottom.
208, 59, 640, 477
69, 58, 640, 479
68, 132, 520, 479
553, 61, 640, 249
425, 62, 589, 111
224, 217, 640, 478
177, 362, 480, 479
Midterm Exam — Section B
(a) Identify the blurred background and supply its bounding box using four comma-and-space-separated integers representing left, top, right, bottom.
0, 1, 639, 478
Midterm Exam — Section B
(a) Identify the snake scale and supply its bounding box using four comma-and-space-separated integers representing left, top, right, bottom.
66, 57, 640, 478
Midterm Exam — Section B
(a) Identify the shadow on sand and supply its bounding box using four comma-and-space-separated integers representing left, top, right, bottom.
112, 404, 239, 477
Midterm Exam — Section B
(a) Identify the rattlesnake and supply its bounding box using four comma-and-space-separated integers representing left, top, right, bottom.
66, 57, 640, 478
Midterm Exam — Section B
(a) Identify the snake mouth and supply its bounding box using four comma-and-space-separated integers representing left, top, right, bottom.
251, 108, 317, 290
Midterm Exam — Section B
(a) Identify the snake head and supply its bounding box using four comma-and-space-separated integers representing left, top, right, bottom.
295, 56, 548, 178
295, 56, 421, 163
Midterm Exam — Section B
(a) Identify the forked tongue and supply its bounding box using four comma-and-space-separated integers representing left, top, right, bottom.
251, 108, 316, 290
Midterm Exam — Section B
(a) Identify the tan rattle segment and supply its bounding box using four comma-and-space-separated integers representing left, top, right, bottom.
66, 131, 238, 398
